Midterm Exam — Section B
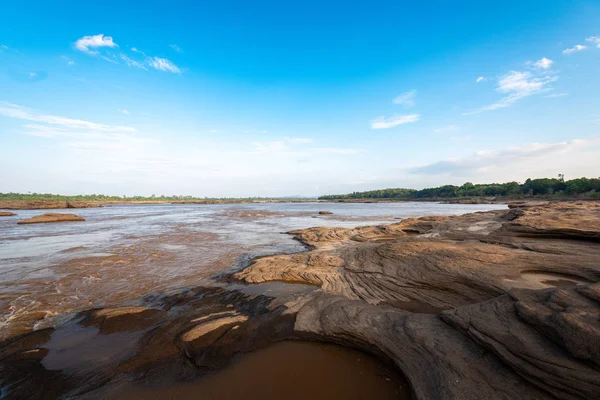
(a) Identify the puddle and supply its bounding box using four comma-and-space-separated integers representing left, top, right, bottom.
504, 271, 589, 289
229, 281, 317, 297
41, 323, 144, 373
108, 341, 411, 400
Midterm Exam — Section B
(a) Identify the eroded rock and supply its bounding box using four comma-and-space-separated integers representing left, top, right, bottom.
18, 213, 85, 224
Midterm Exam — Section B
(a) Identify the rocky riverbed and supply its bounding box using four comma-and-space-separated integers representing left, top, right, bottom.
1, 201, 598, 399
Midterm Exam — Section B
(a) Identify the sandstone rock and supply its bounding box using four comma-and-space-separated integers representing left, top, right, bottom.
318, 211, 334, 215
81, 306, 166, 334
1, 202, 599, 400
504, 201, 600, 240
0, 211, 16, 216
17, 213, 85, 224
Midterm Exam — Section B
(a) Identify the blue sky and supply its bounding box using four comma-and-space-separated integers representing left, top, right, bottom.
1, 0, 599, 197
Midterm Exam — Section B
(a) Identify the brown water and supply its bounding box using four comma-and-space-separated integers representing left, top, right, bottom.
109, 341, 411, 400
0, 202, 506, 339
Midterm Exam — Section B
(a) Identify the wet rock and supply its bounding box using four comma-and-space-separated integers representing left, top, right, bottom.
81, 306, 166, 334
318, 211, 334, 215
0, 211, 16, 216
1, 202, 599, 400
17, 213, 85, 224
295, 292, 552, 399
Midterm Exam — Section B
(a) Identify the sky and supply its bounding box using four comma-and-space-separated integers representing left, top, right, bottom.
1, 0, 599, 197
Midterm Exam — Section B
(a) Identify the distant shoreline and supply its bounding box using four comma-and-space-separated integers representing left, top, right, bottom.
1, 196, 596, 210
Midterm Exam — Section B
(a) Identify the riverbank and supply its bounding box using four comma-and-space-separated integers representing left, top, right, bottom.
1, 201, 598, 399
0, 199, 326, 210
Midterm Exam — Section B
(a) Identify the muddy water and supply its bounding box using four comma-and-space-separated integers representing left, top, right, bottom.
0, 202, 506, 339
109, 341, 410, 400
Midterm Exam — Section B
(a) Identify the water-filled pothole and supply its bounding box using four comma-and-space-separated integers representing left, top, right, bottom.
109, 340, 411, 400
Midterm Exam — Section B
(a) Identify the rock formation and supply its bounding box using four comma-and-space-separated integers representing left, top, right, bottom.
1, 201, 598, 399
0, 212, 16, 216
17, 213, 85, 224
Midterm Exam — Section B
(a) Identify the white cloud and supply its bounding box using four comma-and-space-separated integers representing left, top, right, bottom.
131, 47, 147, 56
0, 102, 135, 132
533, 57, 553, 69
119, 109, 130, 115
75, 34, 117, 54
148, 57, 181, 73
586, 36, 600, 48
466, 69, 557, 114
476, 76, 486, 83
99, 54, 119, 64
409, 139, 599, 176
120, 54, 147, 70
433, 125, 459, 133
371, 114, 420, 129
562, 44, 587, 54
0, 44, 8, 51
169, 44, 183, 53
392, 90, 416, 107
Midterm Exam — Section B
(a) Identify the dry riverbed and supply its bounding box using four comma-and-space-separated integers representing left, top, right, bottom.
1, 201, 599, 399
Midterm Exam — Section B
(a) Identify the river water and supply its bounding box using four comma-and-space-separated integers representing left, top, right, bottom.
0, 202, 506, 340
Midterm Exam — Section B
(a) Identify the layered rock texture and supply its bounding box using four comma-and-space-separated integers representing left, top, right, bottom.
0, 212, 16, 216
1, 201, 598, 399
17, 213, 86, 224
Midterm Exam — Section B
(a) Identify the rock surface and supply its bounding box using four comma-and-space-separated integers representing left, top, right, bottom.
0, 211, 16, 216
1, 201, 599, 399
18, 213, 85, 224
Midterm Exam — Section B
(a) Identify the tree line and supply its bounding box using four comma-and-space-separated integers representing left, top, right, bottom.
318, 177, 600, 200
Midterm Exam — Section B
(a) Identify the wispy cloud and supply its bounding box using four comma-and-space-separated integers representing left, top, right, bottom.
586, 36, 600, 48
73, 35, 182, 74
476, 76, 486, 83
120, 53, 148, 70
147, 57, 181, 73
392, 90, 417, 107
0, 102, 135, 132
433, 125, 459, 133
465, 68, 557, 114
119, 109, 130, 115
169, 44, 183, 53
544, 92, 568, 98
409, 139, 598, 176
0, 44, 9, 52
371, 114, 420, 129
532, 57, 553, 70
563, 44, 587, 54
131, 47, 147, 56
74, 34, 118, 54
